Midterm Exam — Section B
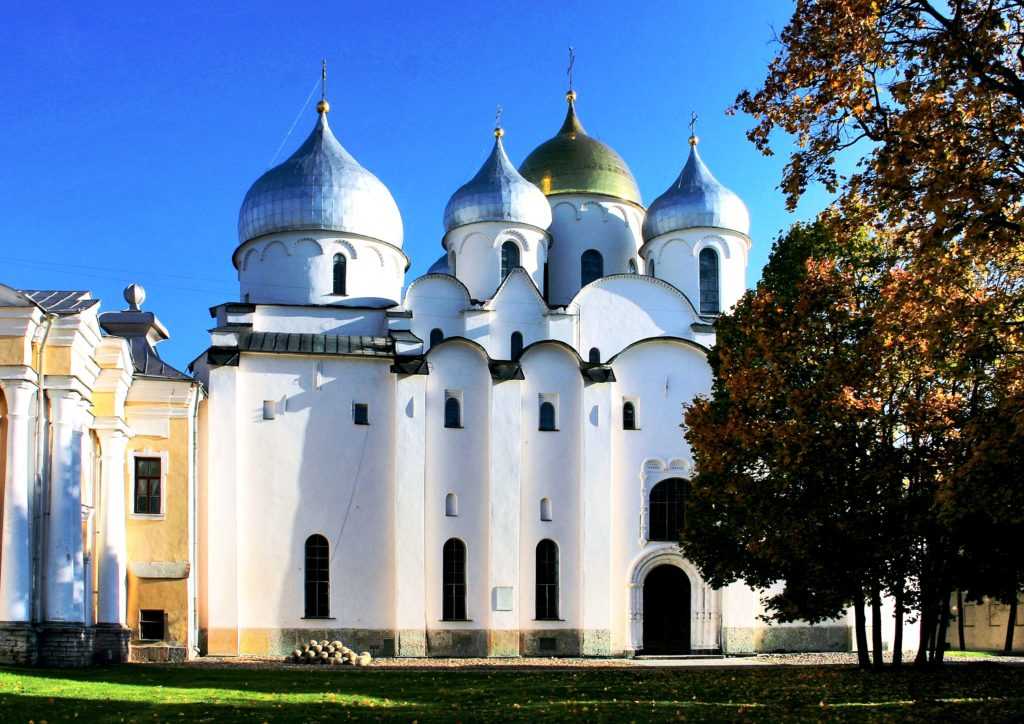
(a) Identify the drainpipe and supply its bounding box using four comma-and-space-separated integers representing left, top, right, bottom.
189, 383, 201, 656
30, 313, 56, 624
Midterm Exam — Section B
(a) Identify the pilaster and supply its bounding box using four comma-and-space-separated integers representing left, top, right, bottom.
0, 379, 37, 623
487, 378, 521, 657
394, 374, 427, 656
94, 423, 130, 627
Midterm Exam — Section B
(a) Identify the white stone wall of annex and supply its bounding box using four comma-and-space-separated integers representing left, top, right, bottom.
517, 344, 584, 636
423, 342, 492, 631
608, 339, 715, 653
405, 276, 471, 351
232, 353, 396, 638
467, 272, 552, 360
545, 196, 645, 306
252, 305, 390, 336
236, 231, 407, 306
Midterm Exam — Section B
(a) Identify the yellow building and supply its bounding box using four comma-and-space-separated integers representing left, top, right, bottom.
948, 594, 1024, 653
0, 283, 200, 665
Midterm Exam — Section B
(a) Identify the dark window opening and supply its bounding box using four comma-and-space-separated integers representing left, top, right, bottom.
430, 328, 444, 347
699, 248, 720, 314
649, 478, 689, 542
304, 534, 330, 618
444, 396, 462, 429
581, 249, 604, 286
501, 241, 520, 280
442, 538, 467, 621
535, 539, 559, 620
588, 347, 601, 364
333, 254, 347, 296
353, 403, 369, 426
134, 457, 161, 515
539, 636, 557, 652
539, 401, 556, 431
139, 609, 165, 641
649, 259, 656, 277
623, 401, 637, 430
511, 331, 524, 360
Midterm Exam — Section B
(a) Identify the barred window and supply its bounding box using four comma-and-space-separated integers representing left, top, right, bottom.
304, 534, 330, 618
442, 538, 467, 621
535, 539, 559, 620
649, 478, 689, 542
134, 457, 161, 515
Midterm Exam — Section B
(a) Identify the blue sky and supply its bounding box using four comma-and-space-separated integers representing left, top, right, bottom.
0, 1, 833, 370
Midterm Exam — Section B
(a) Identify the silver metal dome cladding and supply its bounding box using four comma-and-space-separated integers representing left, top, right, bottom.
237, 109, 403, 246
443, 134, 552, 233
642, 143, 750, 241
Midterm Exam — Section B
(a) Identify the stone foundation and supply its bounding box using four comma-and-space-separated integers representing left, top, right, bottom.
92, 624, 131, 664
0, 622, 38, 665
581, 629, 612, 656
426, 629, 487, 657
248, 628, 396, 658
129, 642, 188, 663
520, 629, 582, 657
724, 625, 852, 654
395, 629, 427, 657
37, 622, 95, 667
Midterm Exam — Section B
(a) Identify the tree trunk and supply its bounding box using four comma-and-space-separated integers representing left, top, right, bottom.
915, 593, 932, 666
957, 590, 966, 651
854, 596, 870, 669
871, 585, 884, 669
1006, 594, 1019, 654
892, 585, 904, 667
934, 591, 951, 664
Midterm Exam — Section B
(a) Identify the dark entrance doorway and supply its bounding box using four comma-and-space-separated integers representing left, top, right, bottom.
642, 564, 691, 654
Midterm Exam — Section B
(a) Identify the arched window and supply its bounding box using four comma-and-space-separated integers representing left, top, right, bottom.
304, 534, 330, 618
648, 478, 689, 542
444, 396, 462, 429
535, 539, 559, 620
442, 538, 467, 621
540, 497, 553, 522
699, 248, 720, 314
449, 253, 457, 277
430, 328, 444, 347
649, 259, 656, 277
623, 401, 637, 430
581, 249, 603, 286
628, 259, 637, 274
445, 493, 458, 517
332, 254, 347, 296
511, 331, 524, 360
588, 347, 601, 364
501, 241, 520, 280
539, 401, 556, 431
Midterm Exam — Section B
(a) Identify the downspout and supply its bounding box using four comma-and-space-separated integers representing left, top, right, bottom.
189, 383, 201, 656
30, 313, 56, 624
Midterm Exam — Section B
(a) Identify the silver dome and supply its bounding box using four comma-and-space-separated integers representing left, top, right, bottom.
642, 141, 750, 241
443, 133, 552, 233
238, 108, 403, 246
427, 253, 450, 274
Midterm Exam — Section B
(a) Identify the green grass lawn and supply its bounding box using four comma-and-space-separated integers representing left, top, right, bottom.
0, 663, 1021, 722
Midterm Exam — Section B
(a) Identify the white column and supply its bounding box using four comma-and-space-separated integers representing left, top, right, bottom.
0, 380, 37, 622
44, 389, 86, 623
581, 382, 613, 654
394, 374, 427, 656
95, 428, 128, 625
488, 379, 521, 655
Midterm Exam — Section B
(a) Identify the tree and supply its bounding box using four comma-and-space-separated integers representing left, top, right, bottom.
682, 222, 906, 669
732, 0, 1024, 662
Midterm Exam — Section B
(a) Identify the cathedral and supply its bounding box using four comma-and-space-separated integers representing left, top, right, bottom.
0, 83, 870, 664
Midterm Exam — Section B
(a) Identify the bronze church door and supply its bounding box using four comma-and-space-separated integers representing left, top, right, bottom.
642, 564, 691, 654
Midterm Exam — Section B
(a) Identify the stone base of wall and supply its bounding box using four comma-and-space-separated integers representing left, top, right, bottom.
395, 629, 426, 657
38, 622, 95, 667
426, 629, 487, 657
724, 625, 852, 654
581, 629, 612, 656
0, 622, 38, 665
520, 629, 582, 657
255, 628, 396, 658
129, 642, 189, 663
488, 629, 520, 657
92, 624, 131, 664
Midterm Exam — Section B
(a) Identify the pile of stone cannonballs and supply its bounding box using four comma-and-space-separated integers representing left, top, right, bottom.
290, 639, 373, 666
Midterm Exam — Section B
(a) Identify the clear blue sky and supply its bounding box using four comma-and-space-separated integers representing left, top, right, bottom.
0, 1, 832, 370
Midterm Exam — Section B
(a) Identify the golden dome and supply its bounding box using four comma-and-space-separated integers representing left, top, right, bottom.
519, 95, 641, 205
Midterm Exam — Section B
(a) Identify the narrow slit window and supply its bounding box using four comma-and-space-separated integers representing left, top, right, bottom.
333, 254, 347, 296
442, 539, 467, 621
445, 493, 458, 517
588, 347, 601, 364
501, 241, 520, 280
535, 540, 559, 620
444, 396, 462, 429
511, 331, 524, 360
539, 401, 556, 432
699, 248, 720, 314
540, 497, 553, 522
304, 534, 330, 618
623, 401, 637, 430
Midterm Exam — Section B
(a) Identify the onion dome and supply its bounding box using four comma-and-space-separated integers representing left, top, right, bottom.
519, 92, 641, 205
238, 101, 403, 246
427, 253, 450, 274
443, 127, 552, 233
643, 136, 750, 241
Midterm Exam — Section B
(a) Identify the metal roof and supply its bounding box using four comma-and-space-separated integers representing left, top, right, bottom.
238, 332, 394, 357
19, 290, 98, 314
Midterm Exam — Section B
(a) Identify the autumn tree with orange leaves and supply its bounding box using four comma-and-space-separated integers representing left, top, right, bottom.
684, 0, 1024, 666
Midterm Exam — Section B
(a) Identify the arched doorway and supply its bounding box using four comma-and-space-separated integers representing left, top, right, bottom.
642, 564, 691, 654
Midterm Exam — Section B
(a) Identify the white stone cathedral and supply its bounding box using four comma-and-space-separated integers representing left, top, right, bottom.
191, 90, 853, 658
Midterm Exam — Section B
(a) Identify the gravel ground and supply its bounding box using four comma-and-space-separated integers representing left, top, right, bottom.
165, 650, 1023, 670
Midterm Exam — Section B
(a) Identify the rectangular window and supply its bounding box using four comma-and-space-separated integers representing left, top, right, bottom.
133, 457, 162, 515
353, 403, 369, 426
139, 609, 165, 640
